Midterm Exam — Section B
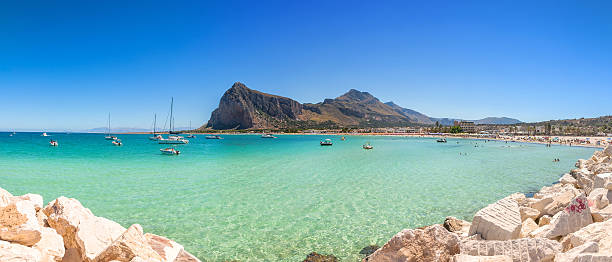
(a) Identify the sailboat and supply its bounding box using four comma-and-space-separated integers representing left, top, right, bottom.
186, 121, 196, 138
104, 113, 117, 140
159, 97, 188, 144
149, 114, 163, 140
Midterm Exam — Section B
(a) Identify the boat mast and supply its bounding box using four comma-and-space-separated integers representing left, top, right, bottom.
107, 113, 111, 135
153, 113, 157, 135
170, 97, 174, 133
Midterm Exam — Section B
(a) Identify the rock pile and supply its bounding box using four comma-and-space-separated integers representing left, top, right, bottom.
0, 190, 200, 262
364, 145, 612, 262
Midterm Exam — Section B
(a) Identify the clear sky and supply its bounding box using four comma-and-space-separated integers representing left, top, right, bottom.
1, 0, 610, 131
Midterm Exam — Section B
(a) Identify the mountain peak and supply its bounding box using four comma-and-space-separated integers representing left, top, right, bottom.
337, 89, 376, 102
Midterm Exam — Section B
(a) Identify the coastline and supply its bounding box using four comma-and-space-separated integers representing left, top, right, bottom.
362, 145, 612, 261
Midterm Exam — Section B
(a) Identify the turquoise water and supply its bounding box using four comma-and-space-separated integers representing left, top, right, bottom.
0, 132, 597, 261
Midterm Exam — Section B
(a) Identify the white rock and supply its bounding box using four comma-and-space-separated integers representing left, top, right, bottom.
560, 173, 578, 186
145, 233, 184, 262
531, 197, 554, 214
0, 187, 13, 207
12, 194, 44, 211
174, 249, 202, 262
554, 241, 598, 262
33, 227, 65, 262
451, 254, 512, 262
588, 188, 611, 210
604, 145, 612, 157
591, 204, 612, 222
364, 224, 460, 262
0, 198, 42, 246
0, 239, 42, 262
544, 195, 593, 239
571, 169, 595, 194
520, 206, 540, 221
468, 196, 522, 240
593, 173, 612, 189
564, 218, 612, 253
43, 197, 126, 262
539, 215, 552, 226
460, 238, 561, 262
528, 224, 552, 238
520, 218, 539, 238
93, 224, 163, 262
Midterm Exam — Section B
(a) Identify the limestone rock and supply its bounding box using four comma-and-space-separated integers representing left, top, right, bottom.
542, 188, 581, 216
571, 169, 594, 194
554, 241, 598, 262
539, 215, 552, 226
604, 145, 612, 157
528, 224, 552, 238
531, 197, 554, 214
469, 197, 521, 240
0, 239, 42, 262
144, 233, 184, 262
36, 210, 48, 228
591, 204, 612, 222
593, 173, 612, 189
507, 193, 528, 206
93, 224, 163, 262
460, 238, 561, 262
451, 254, 512, 262
588, 188, 611, 210
0, 198, 42, 246
174, 249, 202, 262
33, 227, 65, 262
0, 187, 13, 207
544, 195, 593, 239
13, 194, 44, 211
520, 218, 539, 238
564, 219, 612, 253
559, 173, 578, 186
520, 207, 540, 221
43, 196, 126, 261
364, 224, 460, 262
444, 216, 471, 236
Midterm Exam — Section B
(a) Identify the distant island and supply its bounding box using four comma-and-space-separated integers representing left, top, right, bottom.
203, 82, 522, 130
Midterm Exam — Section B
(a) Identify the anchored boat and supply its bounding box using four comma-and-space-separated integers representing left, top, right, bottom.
160, 147, 180, 155
261, 134, 276, 139
205, 135, 223, 139
49, 139, 58, 146
320, 139, 333, 146
158, 97, 188, 144
362, 142, 373, 150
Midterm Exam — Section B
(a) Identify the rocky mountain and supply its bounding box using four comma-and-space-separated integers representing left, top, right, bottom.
206, 82, 303, 129
204, 82, 522, 130
474, 117, 522, 125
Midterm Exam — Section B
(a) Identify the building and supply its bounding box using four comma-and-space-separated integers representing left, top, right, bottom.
455, 121, 476, 133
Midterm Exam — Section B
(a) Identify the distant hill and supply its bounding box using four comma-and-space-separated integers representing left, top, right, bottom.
474, 117, 522, 125
204, 82, 522, 130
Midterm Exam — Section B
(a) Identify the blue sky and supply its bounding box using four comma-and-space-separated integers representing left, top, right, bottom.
1, 0, 610, 130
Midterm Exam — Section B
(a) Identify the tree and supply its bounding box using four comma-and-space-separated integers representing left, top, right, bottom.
450, 126, 463, 133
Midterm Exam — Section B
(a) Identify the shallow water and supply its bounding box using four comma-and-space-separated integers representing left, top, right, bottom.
0, 132, 596, 261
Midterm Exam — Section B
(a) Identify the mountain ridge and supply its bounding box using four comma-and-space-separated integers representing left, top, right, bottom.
204, 82, 522, 130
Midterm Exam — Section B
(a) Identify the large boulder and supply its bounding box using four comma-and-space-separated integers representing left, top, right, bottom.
591, 204, 612, 222
563, 218, 612, 253
12, 194, 44, 211
468, 197, 521, 240
0, 187, 13, 206
43, 197, 126, 261
593, 173, 612, 189
0, 239, 42, 261
554, 241, 598, 262
33, 227, 65, 262
0, 198, 42, 246
144, 233, 184, 262
174, 249, 202, 262
460, 238, 561, 262
520, 218, 539, 238
539, 215, 552, 226
93, 224, 163, 262
570, 169, 594, 194
544, 195, 593, 239
520, 207, 540, 221
364, 224, 460, 262
587, 188, 611, 210
559, 173, 578, 187
451, 254, 512, 262
444, 217, 471, 236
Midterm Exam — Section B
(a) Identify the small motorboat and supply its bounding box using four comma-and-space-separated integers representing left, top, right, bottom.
261, 134, 276, 139
41, 132, 49, 137
49, 140, 58, 146
105, 135, 117, 140
112, 140, 123, 146
205, 135, 223, 139
436, 138, 447, 143
160, 147, 180, 155
320, 139, 333, 146
362, 142, 373, 150
187, 134, 196, 138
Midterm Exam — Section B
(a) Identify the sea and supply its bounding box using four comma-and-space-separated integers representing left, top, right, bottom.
0, 132, 597, 261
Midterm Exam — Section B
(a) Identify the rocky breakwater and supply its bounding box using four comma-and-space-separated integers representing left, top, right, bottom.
364, 145, 612, 262
0, 191, 200, 262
